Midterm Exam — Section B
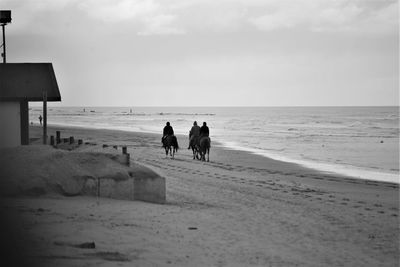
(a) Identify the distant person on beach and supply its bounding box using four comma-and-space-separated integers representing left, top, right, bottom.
39, 115, 42, 126
162, 122, 174, 146
188, 121, 200, 149
200, 122, 209, 137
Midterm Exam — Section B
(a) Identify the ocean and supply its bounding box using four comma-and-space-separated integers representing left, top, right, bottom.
29, 106, 399, 184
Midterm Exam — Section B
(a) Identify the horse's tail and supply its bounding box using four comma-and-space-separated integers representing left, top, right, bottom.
173, 136, 179, 151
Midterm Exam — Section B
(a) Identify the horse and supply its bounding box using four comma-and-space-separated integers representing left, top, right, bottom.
162, 135, 179, 159
189, 136, 200, 160
199, 136, 210, 162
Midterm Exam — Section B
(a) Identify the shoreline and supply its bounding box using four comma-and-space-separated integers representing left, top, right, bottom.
37, 123, 399, 185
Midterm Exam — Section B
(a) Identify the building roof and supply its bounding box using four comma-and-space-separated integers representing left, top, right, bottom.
0, 63, 61, 102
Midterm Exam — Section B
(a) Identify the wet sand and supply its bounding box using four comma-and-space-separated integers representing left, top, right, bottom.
0, 125, 398, 266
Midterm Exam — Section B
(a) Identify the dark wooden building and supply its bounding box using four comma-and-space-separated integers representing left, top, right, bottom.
0, 63, 61, 147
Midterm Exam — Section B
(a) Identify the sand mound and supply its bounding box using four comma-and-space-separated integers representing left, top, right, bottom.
0, 145, 164, 201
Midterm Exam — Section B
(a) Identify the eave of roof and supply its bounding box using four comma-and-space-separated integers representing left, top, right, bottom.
0, 63, 61, 102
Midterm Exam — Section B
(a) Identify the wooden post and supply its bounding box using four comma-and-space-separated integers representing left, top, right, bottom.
50, 136, 55, 146
69, 136, 74, 144
43, 91, 47, 144
20, 99, 29, 145
2, 24, 6, 63
56, 131, 61, 144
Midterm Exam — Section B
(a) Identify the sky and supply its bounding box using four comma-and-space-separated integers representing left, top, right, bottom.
2, 0, 399, 106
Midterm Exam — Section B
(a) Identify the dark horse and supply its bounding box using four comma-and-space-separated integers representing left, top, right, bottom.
189, 136, 200, 160
162, 135, 179, 159
199, 136, 210, 162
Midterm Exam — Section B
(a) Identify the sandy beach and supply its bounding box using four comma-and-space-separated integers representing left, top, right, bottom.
0, 125, 398, 267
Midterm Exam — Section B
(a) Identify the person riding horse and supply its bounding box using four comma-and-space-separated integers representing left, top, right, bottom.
199, 122, 211, 161
162, 122, 174, 147
188, 121, 200, 149
200, 121, 209, 138
162, 122, 179, 158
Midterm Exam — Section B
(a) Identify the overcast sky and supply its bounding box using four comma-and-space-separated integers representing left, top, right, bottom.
3, 0, 399, 106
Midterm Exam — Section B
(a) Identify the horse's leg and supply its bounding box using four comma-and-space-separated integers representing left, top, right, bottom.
207, 148, 210, 162
167, 147, 172, 158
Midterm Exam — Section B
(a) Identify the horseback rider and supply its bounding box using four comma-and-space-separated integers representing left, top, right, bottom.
200, 121, 209, 137
199, 122, 211, 161
162, 122, 174, 147
188, 121, 200, 149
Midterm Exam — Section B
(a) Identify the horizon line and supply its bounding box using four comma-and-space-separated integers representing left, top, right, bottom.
29, 104, 400, 108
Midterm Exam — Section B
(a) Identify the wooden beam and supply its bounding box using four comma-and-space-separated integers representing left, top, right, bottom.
43, 91, 47, 144
20, 99, 29, 145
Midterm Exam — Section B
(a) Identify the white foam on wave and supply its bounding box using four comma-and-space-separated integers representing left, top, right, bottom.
216, 140, 399, 184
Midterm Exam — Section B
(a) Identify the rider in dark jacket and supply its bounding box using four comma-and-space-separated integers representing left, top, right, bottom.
163, 122, 174, 137
162, 122, 174, 147
199, 122, 209, 137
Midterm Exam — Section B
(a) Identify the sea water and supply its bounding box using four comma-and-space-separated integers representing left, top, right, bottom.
29, 106, 399, 184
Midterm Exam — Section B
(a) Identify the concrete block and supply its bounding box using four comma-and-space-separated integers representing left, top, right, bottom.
100, 179, 133, 200
132, 165, 166, 204
98, 176, 133, 201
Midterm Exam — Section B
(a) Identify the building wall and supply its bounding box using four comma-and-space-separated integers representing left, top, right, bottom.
20, 100, 29, 145
0, 102, 21, 147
